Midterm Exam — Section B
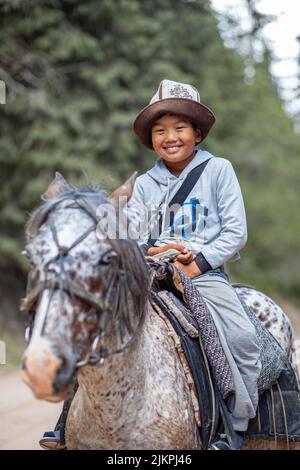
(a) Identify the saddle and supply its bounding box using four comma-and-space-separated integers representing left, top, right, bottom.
149, 259, 300, 448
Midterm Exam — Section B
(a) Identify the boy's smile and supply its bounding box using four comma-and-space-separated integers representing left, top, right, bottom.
163, 145, 183, 155
151, 114, 201, 175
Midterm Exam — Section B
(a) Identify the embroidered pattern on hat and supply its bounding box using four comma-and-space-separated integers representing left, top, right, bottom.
169, 84, 193, 99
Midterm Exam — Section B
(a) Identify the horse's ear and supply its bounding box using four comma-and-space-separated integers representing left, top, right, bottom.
108, 172, 138, 207
42, 172, 75, 201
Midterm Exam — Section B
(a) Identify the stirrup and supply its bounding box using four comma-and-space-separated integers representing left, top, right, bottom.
39, 430, 66, 450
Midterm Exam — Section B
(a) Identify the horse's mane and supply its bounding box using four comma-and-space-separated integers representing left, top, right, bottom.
25, 186, 149, 342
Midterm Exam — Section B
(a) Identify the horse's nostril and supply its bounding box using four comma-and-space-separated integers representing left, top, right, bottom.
53, 355, 75, 395
60, 356, 67, 369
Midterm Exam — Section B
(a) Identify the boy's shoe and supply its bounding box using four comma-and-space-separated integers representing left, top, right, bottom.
39, 430, 66, 450
209, 431, 244, 450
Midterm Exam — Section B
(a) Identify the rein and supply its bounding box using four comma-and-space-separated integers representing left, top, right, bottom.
22, 193, 147, 369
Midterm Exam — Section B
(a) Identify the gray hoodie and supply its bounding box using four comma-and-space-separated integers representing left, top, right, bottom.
128, 149, 247, 269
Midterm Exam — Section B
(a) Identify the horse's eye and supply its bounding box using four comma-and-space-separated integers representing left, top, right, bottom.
100, 250, 117, 265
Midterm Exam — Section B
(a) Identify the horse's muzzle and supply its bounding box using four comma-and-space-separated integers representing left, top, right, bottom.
21, 336, 74, 402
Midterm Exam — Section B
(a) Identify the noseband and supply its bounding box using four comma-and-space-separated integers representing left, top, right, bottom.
22, 193, 146, 368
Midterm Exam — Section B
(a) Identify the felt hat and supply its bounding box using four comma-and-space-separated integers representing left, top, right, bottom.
133, 79, 216, 149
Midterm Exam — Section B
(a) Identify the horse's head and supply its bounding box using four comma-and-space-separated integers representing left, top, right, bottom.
21, 172, 148, 402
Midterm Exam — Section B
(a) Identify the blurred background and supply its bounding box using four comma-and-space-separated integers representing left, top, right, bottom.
0, 0, 299, 449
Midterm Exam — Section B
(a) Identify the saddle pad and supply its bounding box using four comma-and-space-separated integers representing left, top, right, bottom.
158, 290, 199, 336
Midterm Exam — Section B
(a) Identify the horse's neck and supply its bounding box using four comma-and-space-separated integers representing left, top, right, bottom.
77, 324, 147, 423
75, 303, 154, 426
67, 302, 199, 449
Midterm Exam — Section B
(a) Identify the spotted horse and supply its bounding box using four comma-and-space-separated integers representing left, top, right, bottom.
20, 173, 300, 450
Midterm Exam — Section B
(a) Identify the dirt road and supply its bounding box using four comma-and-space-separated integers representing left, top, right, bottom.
0, 370, 61, 450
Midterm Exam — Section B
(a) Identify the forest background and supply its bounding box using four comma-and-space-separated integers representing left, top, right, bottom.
0, 0, 300, 354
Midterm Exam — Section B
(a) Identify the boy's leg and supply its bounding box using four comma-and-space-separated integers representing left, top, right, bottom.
192, 272, 261, 432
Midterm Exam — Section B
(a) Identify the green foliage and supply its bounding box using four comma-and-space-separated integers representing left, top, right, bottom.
0, 0, 300, 302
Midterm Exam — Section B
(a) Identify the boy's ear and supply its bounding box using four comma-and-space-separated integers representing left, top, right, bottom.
195, 127, 202, 144
108, 172, 138, 207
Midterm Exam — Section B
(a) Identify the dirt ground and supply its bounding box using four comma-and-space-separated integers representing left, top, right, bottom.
0, 299, 299, 450
0, 369, 61, 450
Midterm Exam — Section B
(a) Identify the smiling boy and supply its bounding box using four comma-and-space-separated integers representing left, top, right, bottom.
130, 79, 262, 450
149, 113, 203, 278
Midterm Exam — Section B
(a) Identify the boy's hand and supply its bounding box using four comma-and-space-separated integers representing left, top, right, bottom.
175, 250, 195, 265
173, 260, 201, 278
147, 243, 188, 257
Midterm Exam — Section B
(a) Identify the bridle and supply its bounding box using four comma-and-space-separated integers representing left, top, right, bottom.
22, 192, 147, 369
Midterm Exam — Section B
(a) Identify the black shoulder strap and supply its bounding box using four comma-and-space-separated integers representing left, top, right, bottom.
168, 158, 211, 207
148, 158, 211, 246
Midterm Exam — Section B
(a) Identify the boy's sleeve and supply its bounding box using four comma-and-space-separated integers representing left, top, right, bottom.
196, 160, 248, 270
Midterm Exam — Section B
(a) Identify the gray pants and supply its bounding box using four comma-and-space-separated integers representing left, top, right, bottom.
192, 270, 261, 431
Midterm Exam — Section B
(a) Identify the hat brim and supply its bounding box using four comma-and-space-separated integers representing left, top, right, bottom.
133, 98, 216, 149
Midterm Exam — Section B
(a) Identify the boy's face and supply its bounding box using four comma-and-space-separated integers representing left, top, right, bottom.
151, 114, 202, 169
